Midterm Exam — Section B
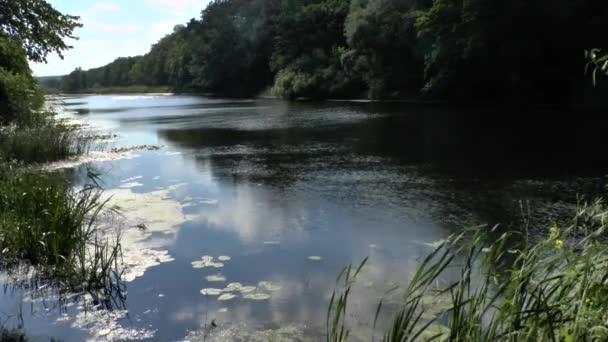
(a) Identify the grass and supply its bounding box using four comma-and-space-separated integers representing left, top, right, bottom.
328, 198, 608, 341
0, 111, 124, 306
0, 119, 92, 164
0, 165, 124, 303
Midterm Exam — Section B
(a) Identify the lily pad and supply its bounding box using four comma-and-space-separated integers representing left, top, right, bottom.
218, 293, 237, 301
224, 283, 243, 292
243, 293, 271, 301
200, 288, 223, 296
206, 274, 227, 282
239, 286, 256, 294
192, 256, 224, 269
258, 281, 282, 292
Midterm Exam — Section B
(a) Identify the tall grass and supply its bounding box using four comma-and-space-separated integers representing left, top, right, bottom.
329, 199, 608, 341
0, 119, 91, 164
0, 165, 124, 305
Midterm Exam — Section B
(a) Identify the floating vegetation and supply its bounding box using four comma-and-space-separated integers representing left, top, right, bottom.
258, 281, 282, 292
243, 293, 271, 301
104, 184, 194, 284
110, 145, 163, 153
192, 256, 224, 269
307, 256, 323, 261
239, 286, 256, 294
185, 323, 313, 342
224, 283, 243, 292
218, 293, 237, 301
69, 308, 156, 341
218, 255, 231, 262
121, 249, 175, 282
200, 288, 223, 296
43, 149, 139, 171
206, 274, 227, 282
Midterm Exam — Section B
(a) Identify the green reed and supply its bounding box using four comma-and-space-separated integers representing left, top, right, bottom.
0, 164, 124, 302
0, 118, 91, 164
329, 199, 608, 341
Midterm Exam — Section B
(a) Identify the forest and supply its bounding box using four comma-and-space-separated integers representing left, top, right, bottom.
58, 0, 607, 104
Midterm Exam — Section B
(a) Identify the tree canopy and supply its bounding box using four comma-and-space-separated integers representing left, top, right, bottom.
59, 0, 607, 104
0, 0, 81, 63
0, 0, 80, 125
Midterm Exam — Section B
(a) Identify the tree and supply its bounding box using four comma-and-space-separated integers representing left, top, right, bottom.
343, 0, 427, 99
270, 0, 356, 99
0, 0, 80, 125
0, 0, 82, 63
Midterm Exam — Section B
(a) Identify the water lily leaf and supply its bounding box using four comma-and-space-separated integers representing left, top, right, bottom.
206, 274, 227, 282
243, 293, 271, 301
239, 286, 257, 294
224, 283, 243, 292
200, 288, 223, 296
218, 293, 237, 301
258, 281, 282, 292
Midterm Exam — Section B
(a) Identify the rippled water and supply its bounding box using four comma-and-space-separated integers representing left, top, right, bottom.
0, 95, 604, 341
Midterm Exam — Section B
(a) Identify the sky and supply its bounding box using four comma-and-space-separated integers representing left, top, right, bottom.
31, 0, 211, 76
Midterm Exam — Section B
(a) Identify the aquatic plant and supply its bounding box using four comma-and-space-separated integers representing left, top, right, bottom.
0, 118, 93, 164
328, 199, 608, 341
0, 165, 124, 304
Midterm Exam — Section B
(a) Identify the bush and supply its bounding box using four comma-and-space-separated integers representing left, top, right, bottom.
0, 69, 45, 126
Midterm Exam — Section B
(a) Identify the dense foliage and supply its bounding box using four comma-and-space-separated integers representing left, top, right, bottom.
0, 0, 81, 63
60, 0, 607, 103
0, 0, 81, 125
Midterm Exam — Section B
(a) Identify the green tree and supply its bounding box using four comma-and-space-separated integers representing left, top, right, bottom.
343, 0, 427, 99
0, 0, 81, 63
270, 0, 356, 99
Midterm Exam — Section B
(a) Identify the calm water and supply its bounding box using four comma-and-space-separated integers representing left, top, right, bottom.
0, 95, 604, 341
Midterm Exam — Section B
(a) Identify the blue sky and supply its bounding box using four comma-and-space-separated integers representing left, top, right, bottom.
31, 0, 210, 76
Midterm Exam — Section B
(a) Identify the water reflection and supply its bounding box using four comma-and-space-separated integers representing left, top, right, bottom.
1, 95, 603, 340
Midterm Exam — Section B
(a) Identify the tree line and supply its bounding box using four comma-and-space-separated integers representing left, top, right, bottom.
60, 0, 607, 103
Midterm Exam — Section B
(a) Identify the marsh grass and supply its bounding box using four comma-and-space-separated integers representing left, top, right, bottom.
0, 119, 94, 164
0, 165, 125, 305
329, 199, 608, 341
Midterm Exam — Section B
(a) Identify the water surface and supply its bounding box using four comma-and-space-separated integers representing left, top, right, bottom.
0, 95, 603, 341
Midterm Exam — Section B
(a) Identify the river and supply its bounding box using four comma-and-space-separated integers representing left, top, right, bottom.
0, 95, 604, 341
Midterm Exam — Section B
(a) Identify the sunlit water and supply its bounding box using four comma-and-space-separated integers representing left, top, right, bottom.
0, 95, 604, 341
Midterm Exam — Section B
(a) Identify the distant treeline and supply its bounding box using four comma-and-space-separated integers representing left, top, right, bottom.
59, 0, 606, 103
